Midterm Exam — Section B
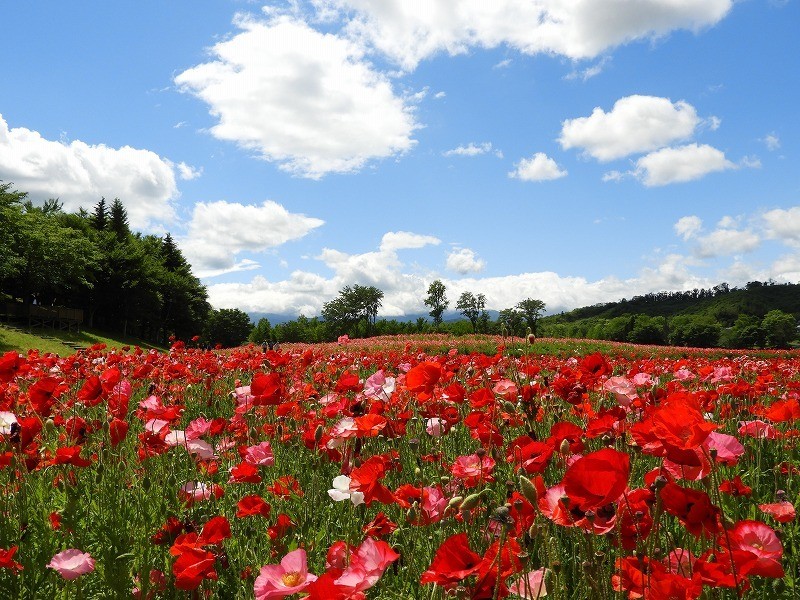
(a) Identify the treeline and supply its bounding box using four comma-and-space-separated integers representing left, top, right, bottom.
539, 281, 800, 349
247, 282, 546, 345
0, 182, 209, 343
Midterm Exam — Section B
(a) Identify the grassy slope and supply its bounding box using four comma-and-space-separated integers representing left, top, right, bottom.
0, 322, 166, 356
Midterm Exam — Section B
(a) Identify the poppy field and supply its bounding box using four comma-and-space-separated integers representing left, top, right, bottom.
0, 335, 798, 599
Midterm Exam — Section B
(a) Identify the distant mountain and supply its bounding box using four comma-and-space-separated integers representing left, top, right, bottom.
248, 309, 501, 325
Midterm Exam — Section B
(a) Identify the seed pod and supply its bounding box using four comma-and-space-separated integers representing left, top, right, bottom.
519, 475, 538, 505
460, 492, 483, 511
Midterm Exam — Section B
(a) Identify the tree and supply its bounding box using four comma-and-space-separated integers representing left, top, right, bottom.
108, 198, 130, 240
249, 317, 272, 344
498, 308, 525, 337
0, 181, 26, 282
91, 197, 108, 231
456, 291, 487, 333
719, 314, 763, 349
761, 310, 797, 348
203, 308, 253, 348
516, 298, 546, 336
627, 314, 666, 345
322, 285, 384, 337
668, 315, 721, 348
424, 280, 449, 325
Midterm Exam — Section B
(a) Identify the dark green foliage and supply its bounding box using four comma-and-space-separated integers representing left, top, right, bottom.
761, 309, 797, 349
91, 197, 108, 231
321, 284, 384, 337
456, 291, 488, 333
249, 317, 272, 344
203, 308, 253, 348
627, 314, 666, 345
539, 281, 800, 348
0, 184, 210, 344
423, 279, 448, 325
516, 297, 546, 335
668, 315, 722, 348
108, 198, 130, 240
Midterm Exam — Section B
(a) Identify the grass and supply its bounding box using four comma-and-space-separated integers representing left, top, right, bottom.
0, 322, 166, 356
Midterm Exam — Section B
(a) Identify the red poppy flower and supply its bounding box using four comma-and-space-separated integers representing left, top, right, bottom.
198, 516, 231, 545
53, 446, 93, 467
228, 461, 262, 484
405, 361, 442, 398
659, 483, 720, 538
0, 546, 22, 572
758, 501, 795, 523
250, 372, 283, 406
172, 546, 217, 590
236, 495, 272, 518
420, 533, 482, 589
562, 448, 630, 512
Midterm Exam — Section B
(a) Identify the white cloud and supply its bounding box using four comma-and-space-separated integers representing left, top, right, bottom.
509, 152, 568, 181
0, 114, 180, 229
763, 207, 800, 247
633, 143, 735, 186
380, 231, 441, 252
443, 142, 497, 157
180, 200, 324, 277
177, 162, 203, 180
770, 254, 800, 282
174, 15, 417, 179
674, 215, 703, 240
559, 95, 702, 161
762, 132, 780, 151
434, 91, 446, 99
694, 227, 760, 258
315, 0, 732, 70
564, 56, 611, 81
446, 248, 485, 274
207, 251, 721, 318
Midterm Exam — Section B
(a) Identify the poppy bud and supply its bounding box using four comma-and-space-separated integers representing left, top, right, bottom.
559, 438, 570, 455
519, 475, 538, 505
460, 492, 483, 511
314, 425, 324, 443
447, 496, 464, 509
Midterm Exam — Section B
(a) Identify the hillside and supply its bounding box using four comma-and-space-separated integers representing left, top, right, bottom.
539, 281, 800, 348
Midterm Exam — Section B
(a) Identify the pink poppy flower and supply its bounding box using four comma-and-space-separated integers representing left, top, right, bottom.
243, 441, 275, 466
47, 549, 95, 580
254, 548, 317, 599
602, 377, 637, 407
509, 567, 549, 598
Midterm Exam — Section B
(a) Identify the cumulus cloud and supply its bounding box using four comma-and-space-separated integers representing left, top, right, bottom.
315, 0, 732, 70
442, 142, 500, 157
694, 227, 760, 258
674, 215, 703, 240
559, 95, 702, 161
763, 206, 800, 247
180, 200, 324, 277
633, 143, 735, 186
446, 248, 486, 274
207, 251, 721, 318
509, 153, 568, 181
0, 114, 181, 229
175, 15, 417, 179
379, 231, 441, 252
177, 162, 203, 180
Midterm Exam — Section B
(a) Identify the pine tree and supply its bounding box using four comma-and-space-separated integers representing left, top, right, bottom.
91, 197, 108, 231
109, 198, 130, 240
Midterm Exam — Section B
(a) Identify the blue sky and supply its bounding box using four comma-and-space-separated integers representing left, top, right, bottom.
1, 1, 798, 317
